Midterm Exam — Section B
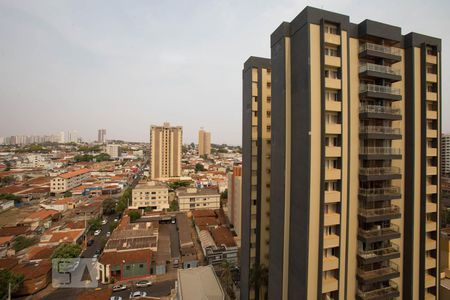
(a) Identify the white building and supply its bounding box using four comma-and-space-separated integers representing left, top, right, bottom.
67, 130, 79, 143
443, 134, 450, 175
106, 144, 121, 158
50, 169, 90, 193
131, 181, 169, 211
177, 188, 220, 211
176, 265, 225, 300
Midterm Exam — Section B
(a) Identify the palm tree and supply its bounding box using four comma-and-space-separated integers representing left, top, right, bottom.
218, 261, 236, 299
249, 264, 268, 299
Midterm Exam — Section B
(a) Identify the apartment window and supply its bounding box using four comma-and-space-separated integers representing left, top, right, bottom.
426, 46, 437, 56
267, 82, 271, 88
266, 125, 271, 132
325, 135, 339, 147
324, 46, 339, 57
253, 111, 258, 117
267, 96, 271, 103
325, 67, 340, 79
326, 112, 340, 124
266, 111, 271, 118
324, 23, 338, 35
325, 90, 339, 102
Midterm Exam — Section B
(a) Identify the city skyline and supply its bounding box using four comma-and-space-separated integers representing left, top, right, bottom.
0, 0, 449, 145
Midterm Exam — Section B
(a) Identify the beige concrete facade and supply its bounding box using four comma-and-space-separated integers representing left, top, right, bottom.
177, 188, 220, 211
227, 165, 242, 237
150, 123, 182, 179
198, 129, 211, 156
131, 181, 169, 211
50, 169, 90, 193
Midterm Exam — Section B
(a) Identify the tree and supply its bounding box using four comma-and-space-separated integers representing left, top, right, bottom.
102, 198, 116, 215
109, 221, 118, 232
167, 200, 179, 212
51, 243, 82, 259
144, 206, 153, 213
63, 191, 72, 198
167, 181, 191, 190
217, 261, 236, 299
249, 263, 268, 298
220, 189, 228, 200
88, 218, 102, 231
0, 269, 24, 299
0, 175, 15, 187
116, 187, 132, 214
0, 193, 21, 201
13, 236, 39, 252
128, 211, 141, 222
195, 163, 205, 173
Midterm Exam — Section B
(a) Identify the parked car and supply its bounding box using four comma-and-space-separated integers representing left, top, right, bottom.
101, 219, 108, 225
112, 284, 127, 292
87, 239, 94, 246
92, 254, 99, 261
135, 280, 152, 287
106, 231, 111, 237
114, 217, 119, 222
94, 229, 101, 236
129, 291, 147, 299
95, 248, 101, 255
110, 296, 122, 300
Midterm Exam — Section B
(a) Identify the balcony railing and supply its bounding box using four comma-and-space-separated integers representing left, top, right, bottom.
359, 167, 401, 176
357, 280, 399, 300
357, 261, 399, 282
359, 205, 400, 218
360, 84, 401, 95
359, 43, 401, 56
359, 105, 401, 116
358, 243, 399, 260
360, 147, 401, 155
359, 63, 401, 76
358, 224, 400, 239
360, 126, 401, 135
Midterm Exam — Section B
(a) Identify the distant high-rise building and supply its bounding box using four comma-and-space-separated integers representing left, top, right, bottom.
67, 130, 79, 143
149, 123, 182, 179
59, 131, 65, 144
98, 129, 107, 143
241, 56, 271, 300
105, 144, 121, 158
198, 128, 211, 156
442, 134, 450, 175
240, 7, 441, 300
227, 164, 242, 237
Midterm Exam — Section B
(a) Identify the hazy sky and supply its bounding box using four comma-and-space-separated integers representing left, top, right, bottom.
0, 0, 448, 144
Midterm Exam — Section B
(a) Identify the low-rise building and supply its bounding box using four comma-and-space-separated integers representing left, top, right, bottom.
227, 165, 242, 237
131, 181, 169, 211
0, 199, 14, 211
176, 265, 225, 300
177, 188, 220, 211
50, 169, 91, 193
105, 144, 121, 158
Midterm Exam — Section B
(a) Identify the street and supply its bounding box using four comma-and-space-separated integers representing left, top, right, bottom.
81, 215, 117, 259
111, 280, 175, 299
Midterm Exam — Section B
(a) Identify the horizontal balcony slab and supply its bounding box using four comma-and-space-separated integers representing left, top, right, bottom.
359, 154, 402, 160
359, 70, 402, 82
358, 228, 401, 244
359, 174, 402, 182
358, 212, 401, 223
359, 112, 402, 120
359, 132, 402, 140
359, 49, 401, 63
357, 268, 400, 285
358, 248, 400, 265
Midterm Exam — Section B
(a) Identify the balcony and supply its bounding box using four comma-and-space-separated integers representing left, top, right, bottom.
358, 224, 400, 243
426, 202, 437, 213
427, 110, 438, 120
359, 105, 402, 120
359, 205, 401, 222
357, 243, 400, 265
425, 256, 436, 270
427, 91, 437, 101
427, 73, 438, 83
426, 221, 437, 232
359, 187, 401, 202
359, 167, 401, 181
427, 166, 437, 176
325, 33, 340, 45
323, 234, 340, 249
357, 262, 400, 284
325, 168, 341, 180
322, 276, 339, 293
359, 126, 401, 140
326, 100, 342, 112
325, 55, 341, 67
326, 123, 342, 134
356, 281, 399, 300
325, 77, 341, 90
326, 146, 341, 157
359, 63, 401, 82
359, 43, 401, 62
360, 147, 401, 160
426, 185, 437, 194
360, 84, 402, 101
325, 191, 341, 203
426, 238, 437, 250
427, 129, 438, 138
323, 255, 339, 271
426, 147, 437, 157
324, 212, 340, 226
426, 54, 437, 64
425, 274, 436, 288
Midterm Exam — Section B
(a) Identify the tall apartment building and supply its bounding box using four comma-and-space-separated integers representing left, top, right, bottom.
242, 7, 441, 300
198, 128, 211, 156
149, 123, 182, 179
106, 144, 121, 158
442, 134, 450, 175
227, 165, 242, 237
241, 57, 271, 300
98, 129, 107, 143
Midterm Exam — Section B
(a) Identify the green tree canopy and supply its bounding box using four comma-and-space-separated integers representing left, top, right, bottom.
102, 198, 116, 215
167, 200, 179, 212
88, 218, 102, 232
128, 211, 141, 222
51, 243, 82, 259
195, 163, 205, 173
167, 181, 191, 190
116, 187, 132, 214
13, 236, 39, 252
0, 269, 24, 299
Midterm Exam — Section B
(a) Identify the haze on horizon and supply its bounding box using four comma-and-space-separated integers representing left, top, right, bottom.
0, 0, 448, 145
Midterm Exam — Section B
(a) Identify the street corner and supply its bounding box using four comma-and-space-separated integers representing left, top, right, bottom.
52, 258, 98, 288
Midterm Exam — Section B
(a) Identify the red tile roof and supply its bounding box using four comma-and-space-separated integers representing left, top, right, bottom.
0, 225, 31, 237
44, 229, 84, 244
211, 226, 236, 248
0, 257, 19, 270
0, 235, 14, 246
25, 209, 60, 221
59, 169, 90, 179
12, 259, 52, 280
191, 210, 216, 218
26, 245, 55, 260
100, 249, 152, 266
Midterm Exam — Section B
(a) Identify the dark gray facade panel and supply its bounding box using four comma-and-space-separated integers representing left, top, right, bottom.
357, 19, 402, 42
404, 32, 442, 51
289, 6, 350, 35
241, 64, 253, 300
287, 23, 311, 300
268, 32, 288, 300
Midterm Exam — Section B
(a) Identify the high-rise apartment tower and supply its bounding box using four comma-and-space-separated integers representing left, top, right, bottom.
149, 123, 182, 179
198, 128, 211, 156
442, 134, 450, 175
241, 57, 272, 300
98, 129, 107, 143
